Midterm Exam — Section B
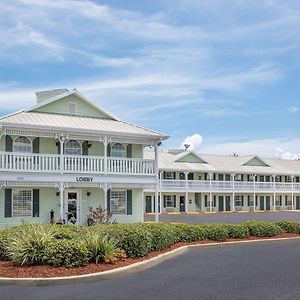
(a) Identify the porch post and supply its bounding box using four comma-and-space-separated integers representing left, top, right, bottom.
185, 171, 189, 213
159, 171, 163, 213
291, 176, 295, 210
209, 173, 213, 212
101, 183, 110, 210
253, 175, 256, 212
231, 174, 235, 211
154, 143, 159, 222
101, 136, 108, 175
58, 182, 67, 224
59, 135, 66, 174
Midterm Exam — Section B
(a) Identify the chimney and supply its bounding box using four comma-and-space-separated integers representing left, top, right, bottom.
35, 89, 69, 103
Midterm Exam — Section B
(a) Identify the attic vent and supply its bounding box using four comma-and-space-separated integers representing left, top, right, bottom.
68, 102, 77, 114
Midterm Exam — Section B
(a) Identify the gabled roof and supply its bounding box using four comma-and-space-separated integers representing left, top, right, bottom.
175, 151, 208, 164
25, 89, 119, 121
242, 156, 270, 167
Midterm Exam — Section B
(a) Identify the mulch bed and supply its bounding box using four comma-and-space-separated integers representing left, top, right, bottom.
0, 233, 299, 278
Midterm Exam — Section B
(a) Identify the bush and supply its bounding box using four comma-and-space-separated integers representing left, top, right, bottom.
224, 224, 250, 239
83, 230, 124, 264
8, 224, 54, 265
42, 239, 89, 268
276, 221, 300, 234
172, 224, 207, 242
246, 221, 283, 237
204, 224, 228, 241
91, 224, 153, 258
52, 225, 81, 240
144, 223, 177, 250
0, 228, 15, 260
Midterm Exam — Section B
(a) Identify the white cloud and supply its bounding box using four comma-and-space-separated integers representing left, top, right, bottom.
286, 106, 299, 114
180, 134, 204, 151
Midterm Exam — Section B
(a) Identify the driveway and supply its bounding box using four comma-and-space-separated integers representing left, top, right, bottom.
145, 211, 300, 224
1, 239, 300, 300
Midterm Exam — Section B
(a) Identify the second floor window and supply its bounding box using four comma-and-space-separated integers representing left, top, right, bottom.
65, 139, 82, 155
13, 136, 32, 153
111, 143, 126, 158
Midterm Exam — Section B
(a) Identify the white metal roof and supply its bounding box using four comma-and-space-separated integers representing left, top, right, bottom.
0, 111, 167, 140
144, 151, 300, 175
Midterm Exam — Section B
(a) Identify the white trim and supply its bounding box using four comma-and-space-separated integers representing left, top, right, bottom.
65, 189, 81, 225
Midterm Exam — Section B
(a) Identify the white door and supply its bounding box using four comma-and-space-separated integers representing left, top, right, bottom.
65, 190, 81, 224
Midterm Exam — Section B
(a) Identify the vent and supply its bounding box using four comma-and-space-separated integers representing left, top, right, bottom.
68, 102, 77, 114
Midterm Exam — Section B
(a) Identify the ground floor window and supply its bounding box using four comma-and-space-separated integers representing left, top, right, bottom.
164, 195, 175, 208
12, 189, 32, 217
235, 195, 244, 207
110, 190, 127, 214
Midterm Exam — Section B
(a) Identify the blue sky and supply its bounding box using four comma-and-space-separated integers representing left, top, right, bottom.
1, 0, 300, 158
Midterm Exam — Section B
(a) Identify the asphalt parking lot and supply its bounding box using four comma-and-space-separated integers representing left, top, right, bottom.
145, 211, 300, 223
1, 239, 300, 300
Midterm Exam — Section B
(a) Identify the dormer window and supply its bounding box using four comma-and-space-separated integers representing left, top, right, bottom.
68, 102, 77, 114
13, 136, 32, 153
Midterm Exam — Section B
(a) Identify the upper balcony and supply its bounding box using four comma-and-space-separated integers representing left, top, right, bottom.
152, 179, 300, 192
0, 152, 155, 176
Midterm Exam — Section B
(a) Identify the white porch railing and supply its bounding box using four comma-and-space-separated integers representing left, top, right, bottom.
0, 152, 155, 176
158, 179, 300, 192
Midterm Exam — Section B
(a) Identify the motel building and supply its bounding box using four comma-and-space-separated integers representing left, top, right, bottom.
144, 150, 300, 214
0, 89, 167, 228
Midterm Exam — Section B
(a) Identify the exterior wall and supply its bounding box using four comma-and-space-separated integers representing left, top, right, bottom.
33, 95, 111, 119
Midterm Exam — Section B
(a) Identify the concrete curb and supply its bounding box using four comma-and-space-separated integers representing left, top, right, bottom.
1, 236, 300, 286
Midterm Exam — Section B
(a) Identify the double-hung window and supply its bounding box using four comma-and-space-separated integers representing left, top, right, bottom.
110, 190, 127, 214
12, 189, 32, 217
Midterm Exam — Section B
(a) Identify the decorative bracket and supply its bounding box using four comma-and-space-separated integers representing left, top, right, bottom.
0, 182, 6, 189
99, 182, 112, 192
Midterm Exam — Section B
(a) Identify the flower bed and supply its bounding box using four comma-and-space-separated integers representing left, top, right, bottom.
0, 221, 299, 278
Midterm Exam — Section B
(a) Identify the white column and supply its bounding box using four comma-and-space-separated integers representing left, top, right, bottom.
154, 143, 159, 222
101, 136, 108, 175
209, 173, 213, 212
141, 190, 145, 221
231, 174, 235, 211
58, 182, 67, 224
103, 184, 108, 210
59, 135, 65, 174
291, 176, 295, 210
253, 175, 256, 211
185, 171, 189, 213
159, 171, 163, 213
160, 191, 162, 213
272, 175, 276, 210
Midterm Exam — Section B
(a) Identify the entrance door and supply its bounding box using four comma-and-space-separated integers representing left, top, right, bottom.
65, 190, 79, 224
265, 196, 271, 210
225, 196, 231, 211
259, 196, 265, 210
180, 196, 185, 212
296, 196, 300, 209
145, 196, 152, 213
218, 196, 224, 212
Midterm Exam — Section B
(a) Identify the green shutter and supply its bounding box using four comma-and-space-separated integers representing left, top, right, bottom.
163, 195, 166, 208
173, 195, 176, 207
241, 195, 244, 206
107, 144, 111, 157
56, 141, 61, 154
173, 172, 176, 179
32, 137, 40, 153
5, 136, 13, 152
127, 190, 132, 215
107, 190, 111, 212
33, 189, 40, 217
126, 144, 132, 158
82, 141, 89, 156
5, 189, 12, 218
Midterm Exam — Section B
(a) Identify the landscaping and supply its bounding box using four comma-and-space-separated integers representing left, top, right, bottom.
0, 220, 300, 278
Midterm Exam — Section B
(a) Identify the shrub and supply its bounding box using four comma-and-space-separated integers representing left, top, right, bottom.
172, 224, 207, 242
42, 239, 89, 268
0, 228, 15, 260
276, 221, 300, 234
8, 224, 54, 265
83, 230, 124, 264
246, 221, 283, 237
144, 223, 177, 250
93, 224, 153, 258
224, 224, 250, 239
52, 225, 81, 240
204, 224, 228, 241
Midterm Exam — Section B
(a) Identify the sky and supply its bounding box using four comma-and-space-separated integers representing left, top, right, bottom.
1, 0, 300, 159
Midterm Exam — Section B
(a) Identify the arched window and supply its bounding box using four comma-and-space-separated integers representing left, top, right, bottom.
13, 136, 32, 153
111, 143, 126, 158
64, 140, 82, 155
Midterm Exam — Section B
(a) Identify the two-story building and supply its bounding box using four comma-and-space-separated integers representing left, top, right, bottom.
144, 150, 300, 213
0, 89, 167, 228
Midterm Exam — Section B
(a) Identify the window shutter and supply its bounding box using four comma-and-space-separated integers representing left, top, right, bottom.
33, 189, 40, 217
5, 189, 12, 218
204, 195, 208, 207
32, 137, 40, 154
127, 190, 132, 215
213, 195, 216, 207
213, 173, 216, 181
82, 141, 89, 156
107, 190, 111, 212
173, 172, 176, 179
56, 141, 61, 154
107, 144, 111, 157
173, 195, 176, 207
126, 144, 132, 158
279, 195, 282, 206
163, 195, 166, 208
5, 136, 13, 152
241, 195, 244, 206
163, 172, 166, 179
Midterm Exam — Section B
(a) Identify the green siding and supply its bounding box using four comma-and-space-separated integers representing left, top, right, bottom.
32, 94, 112, 119
244, 157, 269, 167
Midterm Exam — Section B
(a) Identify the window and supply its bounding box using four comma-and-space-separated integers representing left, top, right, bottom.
65, 139, 82, 155
13, 136, 32, 153
235, 195, 243, 207
12, 189, 32, 217
111, 143, 126, 158
110, 190, 126, 214
164, 172, 175, 179
164, 195, 175, 208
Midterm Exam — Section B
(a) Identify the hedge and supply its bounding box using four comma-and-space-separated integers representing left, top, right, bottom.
0, 220, 298, 268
